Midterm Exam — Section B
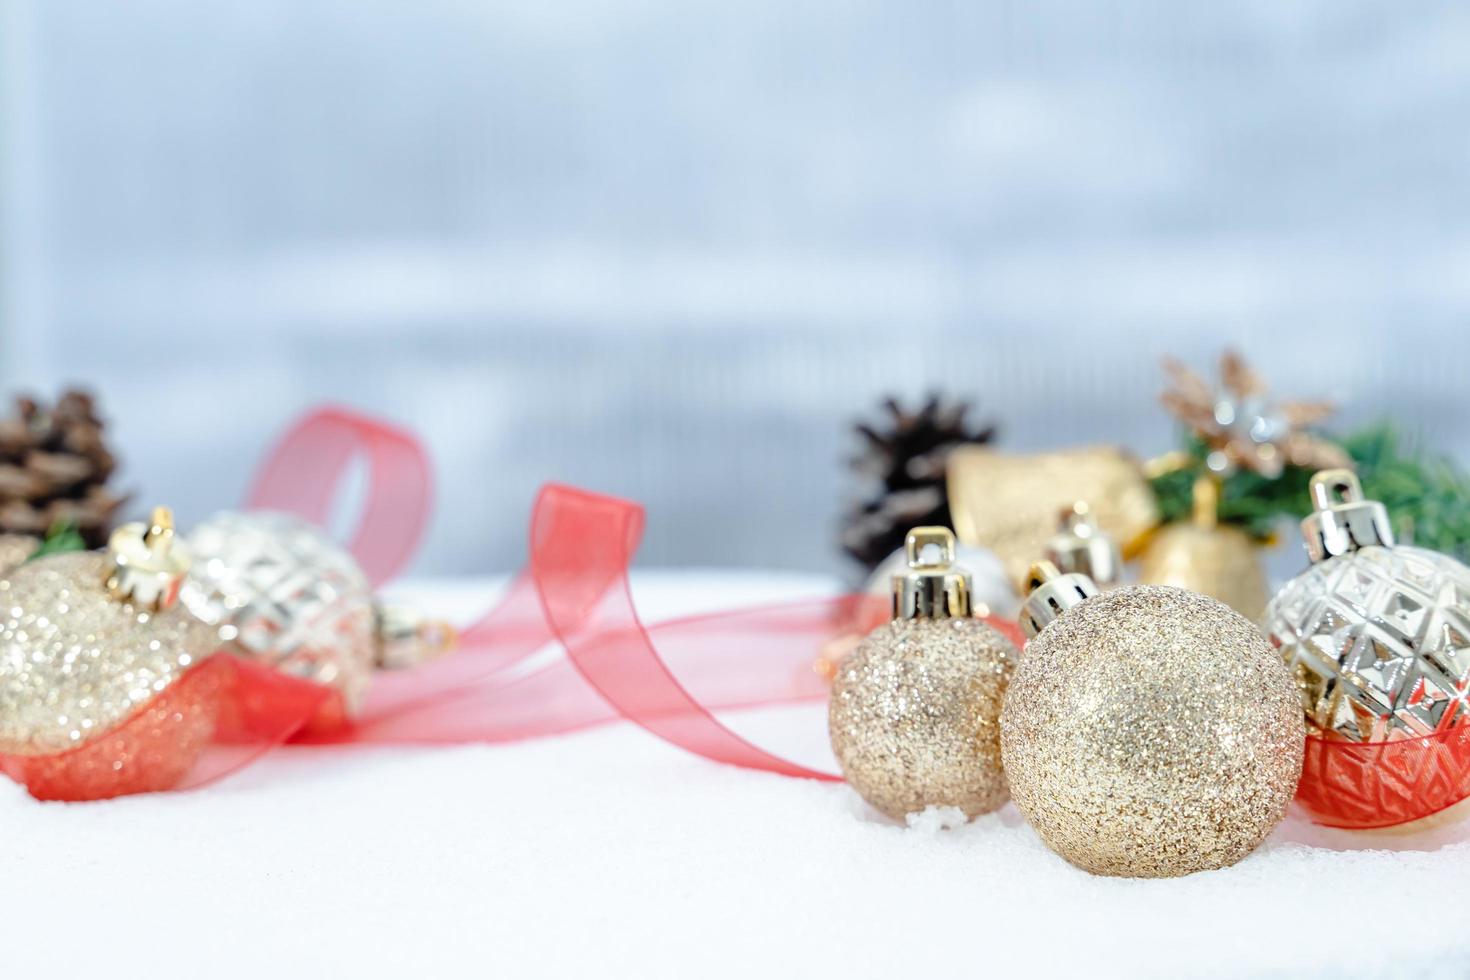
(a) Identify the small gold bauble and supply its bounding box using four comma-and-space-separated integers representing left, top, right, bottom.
1136, 521, 1268, 621
0, 550, 218, 756
829, 616, 1016, 819
1002, 583, 1303, 878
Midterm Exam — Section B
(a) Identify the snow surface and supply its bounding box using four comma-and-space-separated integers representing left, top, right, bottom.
4, 572, 1468, 980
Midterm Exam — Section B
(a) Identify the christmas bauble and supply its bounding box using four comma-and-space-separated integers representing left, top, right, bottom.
180, 511, 452, 725
0, 509, 221, 798
1265, 470, 1470, 744
830, 527, 1018, 820
1003, 565, 1303, 877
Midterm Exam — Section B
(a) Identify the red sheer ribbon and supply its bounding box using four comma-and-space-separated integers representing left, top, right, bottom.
246, 406, 431, 587
1, 656, 330, 801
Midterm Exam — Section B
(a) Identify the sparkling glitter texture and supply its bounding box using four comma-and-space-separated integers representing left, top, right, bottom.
1001, 586, 1303, 878
0, 551, 220, 756
181, 511, 376, 714
0, 534, 39, 573
1265, 545, 1470, 742
829, 617, 1016, 820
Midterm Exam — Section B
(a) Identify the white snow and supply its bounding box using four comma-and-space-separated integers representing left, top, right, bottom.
3, 572, 1467, 980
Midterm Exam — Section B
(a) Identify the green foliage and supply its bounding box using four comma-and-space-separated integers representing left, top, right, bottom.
1148, 424, 1470, 561
1347, 425, 1470, 562
27, 519, 88, 563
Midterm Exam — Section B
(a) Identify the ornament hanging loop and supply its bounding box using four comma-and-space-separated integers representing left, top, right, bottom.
1019, 560, 1099, 639
1301, 468, 1394, 562
891, 526, 971, 620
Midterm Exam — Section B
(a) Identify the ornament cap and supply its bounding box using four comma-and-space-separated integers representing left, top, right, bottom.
1019, 560, 1099, 639
373, 603, 458, 670
1043, 501, 1121, 587
891, 526, 972, 620
1300, 468, 1394, 562
105, 506, 191, 611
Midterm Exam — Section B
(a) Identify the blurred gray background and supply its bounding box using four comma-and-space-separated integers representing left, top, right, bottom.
2, 1, 1468, 575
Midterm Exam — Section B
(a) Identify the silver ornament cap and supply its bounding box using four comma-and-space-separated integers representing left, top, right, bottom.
1019, 560, 1100, 639
1300, 468, 1394, 562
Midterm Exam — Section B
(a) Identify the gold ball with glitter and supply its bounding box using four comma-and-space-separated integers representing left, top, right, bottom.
1002, 564, 1303, 877
829, 527, 1018, 820
0, 507, 223, 800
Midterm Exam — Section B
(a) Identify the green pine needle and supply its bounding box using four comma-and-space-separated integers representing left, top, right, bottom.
1148, 423, 1470, 561
27, 519, 88, 562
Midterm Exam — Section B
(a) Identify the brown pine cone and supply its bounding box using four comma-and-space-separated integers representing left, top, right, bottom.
0, 388, 128, 548
839, 395, 997, 570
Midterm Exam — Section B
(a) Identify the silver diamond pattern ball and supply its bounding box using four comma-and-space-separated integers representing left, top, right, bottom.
180, 511, 378, 713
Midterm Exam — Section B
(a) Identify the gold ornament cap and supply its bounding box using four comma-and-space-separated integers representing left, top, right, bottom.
891, 526, 971, 620
373, 603, 458, 670
1043, 501, 1120, 587
1020, 560, 1100, 639
104, 506, 191, 611
1300, 469, 1394, 563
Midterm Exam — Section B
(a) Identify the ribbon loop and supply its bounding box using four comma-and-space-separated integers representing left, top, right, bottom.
246, 406, 431, 586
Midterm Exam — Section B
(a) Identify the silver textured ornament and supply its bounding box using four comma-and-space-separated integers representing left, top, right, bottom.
1003, 563, 1303, 878
0, 508, 222, 799
180, 510, 452, 717
830, 527, 1018, 820
1265, 469, 1470, 742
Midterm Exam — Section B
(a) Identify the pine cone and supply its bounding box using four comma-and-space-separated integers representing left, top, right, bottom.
0, 389, 127, 548
839, 395, 997, 569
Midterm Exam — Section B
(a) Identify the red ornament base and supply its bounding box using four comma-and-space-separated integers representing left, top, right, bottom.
1295, 723, 1470, 829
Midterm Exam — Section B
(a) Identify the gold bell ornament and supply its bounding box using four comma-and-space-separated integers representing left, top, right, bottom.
0, 507, 224, 799
1136, 473, 1269, 621
829, 527, 1019, 820
1002, 563, 1303, 877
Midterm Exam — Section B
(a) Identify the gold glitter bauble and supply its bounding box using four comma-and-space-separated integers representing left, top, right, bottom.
1136, 522, 1268, 621
1001, 586, 1304, 877
829, 617, 1017, 820
0, 551, 219, 756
